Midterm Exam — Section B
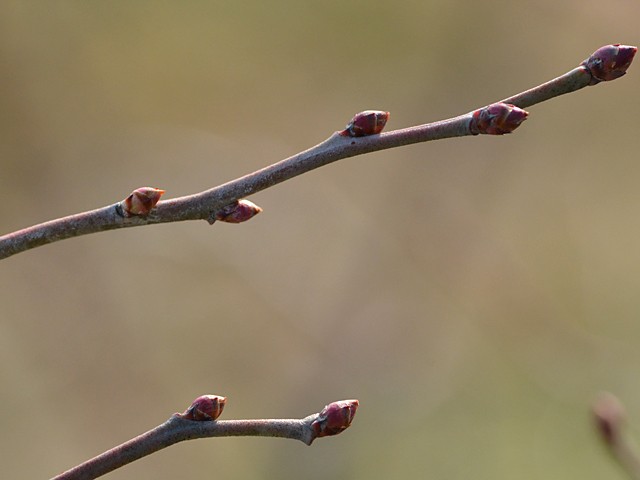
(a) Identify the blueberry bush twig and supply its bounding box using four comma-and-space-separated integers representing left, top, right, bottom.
593, 392, 640, 480
52, 396, 359, 480
0, 44, 635, 260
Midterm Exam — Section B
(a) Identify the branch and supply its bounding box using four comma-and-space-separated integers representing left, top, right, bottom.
51, 395, 359, 480
1, 44, 635, 260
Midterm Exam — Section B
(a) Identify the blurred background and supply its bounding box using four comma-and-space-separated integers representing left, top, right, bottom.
1, 1, 639, 479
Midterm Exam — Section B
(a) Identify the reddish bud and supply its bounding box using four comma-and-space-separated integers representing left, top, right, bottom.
341, 110, 389, 137
583, 44, 637, 84
180, 395, 227, 421
470, 103, 528, 135
120, 187, 165, 217
214, 199, 263, 224
311, 399, 359, 438
593, 392, 626, 446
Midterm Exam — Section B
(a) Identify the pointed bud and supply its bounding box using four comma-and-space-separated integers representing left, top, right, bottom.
470, 103, 528, 135
341, 110, 389, 137
593, 392, 626, 446
213, 199, 263, 224
583, 44, 637, 84
120, 187, 165, 217
180, 395, 227, 421
311, 399, 359, 438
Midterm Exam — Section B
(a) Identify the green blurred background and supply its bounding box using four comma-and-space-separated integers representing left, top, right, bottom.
1, 1, 639, 479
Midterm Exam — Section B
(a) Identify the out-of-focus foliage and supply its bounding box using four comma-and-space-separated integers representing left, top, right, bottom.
1, 2, 639, 479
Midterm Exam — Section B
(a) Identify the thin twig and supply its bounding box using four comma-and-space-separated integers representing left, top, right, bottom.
51, 397, 359, 480
0, 44, 635, 260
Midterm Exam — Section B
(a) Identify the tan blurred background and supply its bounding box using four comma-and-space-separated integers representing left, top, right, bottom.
1, 1, 639, 479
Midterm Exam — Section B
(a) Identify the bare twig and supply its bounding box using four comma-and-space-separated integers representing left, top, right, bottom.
51, 396, 359, 480
0, 44, 635, 260
593, 392, 640, 480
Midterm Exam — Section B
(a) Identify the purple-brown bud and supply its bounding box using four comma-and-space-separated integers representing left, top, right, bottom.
583, 44, 637, 84
470, 103, 528, 135
120, 187, 165, 217
341, 110, 389, 137
180, 395, 227, 421
214, 199, 263, 224
593, 392, 626, 446
311, 399, 359, 438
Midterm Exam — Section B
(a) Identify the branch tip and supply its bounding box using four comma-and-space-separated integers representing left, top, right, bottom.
593, 392, 626, 446
470, 103, 528, 135
341, 110, 390, 137
120, 187, 165, 217
311, 399, 359, 438
583, 44, 637, 84
179, 394, 227, 421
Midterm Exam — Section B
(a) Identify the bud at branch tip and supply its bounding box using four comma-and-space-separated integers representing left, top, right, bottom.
583, 44, 637, 84
311, 399, 359, 438
593, 392, 626, 446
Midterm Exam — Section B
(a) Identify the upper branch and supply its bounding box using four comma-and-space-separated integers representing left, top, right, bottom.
1, 44, 635, 260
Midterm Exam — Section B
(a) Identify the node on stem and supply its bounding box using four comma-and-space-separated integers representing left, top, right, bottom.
341, 110, 390, 137
179, 395, 227, 421
213, 199, 263, 224
119, 187, 165, 217
470, 103, 528, 135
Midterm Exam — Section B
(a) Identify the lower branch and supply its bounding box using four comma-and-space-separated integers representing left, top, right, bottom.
51, 396, 359, 480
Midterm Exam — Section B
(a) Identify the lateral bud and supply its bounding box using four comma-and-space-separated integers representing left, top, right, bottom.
179, 394, 227, 421
311, 399, 359, 438
213, 199, 263, 224
583, 44, 637, 84
470, 102, 528, 135
341, 110, 389, 137
119, 187, 165, 217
